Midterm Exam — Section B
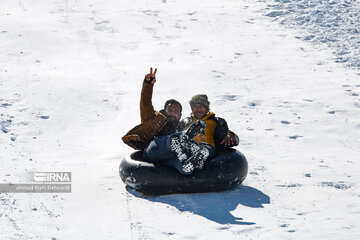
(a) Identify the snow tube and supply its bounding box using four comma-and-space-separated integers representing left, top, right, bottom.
119, 148, 248, 195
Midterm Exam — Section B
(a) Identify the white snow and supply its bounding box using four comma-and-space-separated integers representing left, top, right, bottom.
1, 0, 360, 239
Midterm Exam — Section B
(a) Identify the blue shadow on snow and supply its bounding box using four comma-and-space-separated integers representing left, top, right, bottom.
127, 185, 270, 225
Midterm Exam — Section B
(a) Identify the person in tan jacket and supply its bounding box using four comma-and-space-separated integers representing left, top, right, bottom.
122, 67, 182, 150
176, 94, 240, 173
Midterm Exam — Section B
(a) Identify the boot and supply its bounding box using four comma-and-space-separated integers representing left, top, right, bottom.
180, 145, 209, 174
181, 160, 195, 174
183, 138, 210, 170
169, 135, 188, 163
185, 120, 205, 139
189, 145, 209, 170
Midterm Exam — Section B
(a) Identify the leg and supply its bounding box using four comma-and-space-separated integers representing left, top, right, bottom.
144, 134, 193, 175
166, 138, 216, 175
144, 136, 173, 163
145, 131, 214, 175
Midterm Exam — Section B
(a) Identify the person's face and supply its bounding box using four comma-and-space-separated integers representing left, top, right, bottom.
165, 103, 182, 121
192, 104, 207, 119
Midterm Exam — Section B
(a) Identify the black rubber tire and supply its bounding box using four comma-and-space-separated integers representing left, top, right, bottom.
119, 148, 248, 195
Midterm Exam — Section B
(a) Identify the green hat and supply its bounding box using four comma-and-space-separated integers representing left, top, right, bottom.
189, 94, 210, 110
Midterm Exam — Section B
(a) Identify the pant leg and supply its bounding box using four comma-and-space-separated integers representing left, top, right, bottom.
146, 137, 191, 175
144, 136, 173, 163
145, 133, 193, 175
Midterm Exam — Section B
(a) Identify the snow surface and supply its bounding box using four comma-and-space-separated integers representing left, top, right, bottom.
1, 0, 360, 239
264, 0, 360, 71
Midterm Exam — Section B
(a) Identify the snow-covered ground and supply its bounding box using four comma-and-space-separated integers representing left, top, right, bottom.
264, 0, 360, 72
1, 0, 359, 239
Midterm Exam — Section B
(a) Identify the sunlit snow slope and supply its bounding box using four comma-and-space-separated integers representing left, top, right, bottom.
1, 0, 359, 239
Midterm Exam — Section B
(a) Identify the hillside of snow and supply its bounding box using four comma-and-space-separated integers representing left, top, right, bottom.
1, 0, 359, 239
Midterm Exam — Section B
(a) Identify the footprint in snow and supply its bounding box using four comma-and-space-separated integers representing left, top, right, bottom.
222, 95, 239, 101
143, 10, 160, 17
248, 102, 259, 107
211, 70, 225, 74
212, 70, 225, 78
321, 181, 351, 190
289, 135, 302, 139
276, 184, 302, 188
1, 103, 12, 107
187, 12, 197, 16
279, 224, 289, 228
190, 49, 199, 55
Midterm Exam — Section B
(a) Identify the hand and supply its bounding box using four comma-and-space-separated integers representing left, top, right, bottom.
122, 134, 140, 142
220, 134, 238, 146
145, 67, 157, 84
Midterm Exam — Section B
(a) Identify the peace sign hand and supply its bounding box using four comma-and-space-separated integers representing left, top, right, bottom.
144, 67, 157, 84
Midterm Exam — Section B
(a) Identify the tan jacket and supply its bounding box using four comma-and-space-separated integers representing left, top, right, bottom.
186, 112, 217, 147
179, 112, 239, 151
122, 81, 168, 150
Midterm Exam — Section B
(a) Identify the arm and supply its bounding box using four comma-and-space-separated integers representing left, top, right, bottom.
140, 67, 157, 123
220, 131, 239, 146
215, 117, 239, 147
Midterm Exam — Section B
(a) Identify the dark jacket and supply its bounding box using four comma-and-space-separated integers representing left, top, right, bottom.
122, 80, 180, 150
179, 113, 239, 153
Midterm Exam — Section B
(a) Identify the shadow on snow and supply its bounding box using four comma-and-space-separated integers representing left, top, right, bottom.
127, 185, 270, 226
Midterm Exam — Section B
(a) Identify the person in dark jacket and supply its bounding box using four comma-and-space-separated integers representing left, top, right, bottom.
171, 94, 239, 174
122, 67, 182, 150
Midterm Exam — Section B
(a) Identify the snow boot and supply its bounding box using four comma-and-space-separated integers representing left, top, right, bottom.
180, 146, 209, 174
169, 135, 188, 163
189, 144, 209, 170
185, 120, 205, 139
181, 160, 195, 174
181, 139, 210, 171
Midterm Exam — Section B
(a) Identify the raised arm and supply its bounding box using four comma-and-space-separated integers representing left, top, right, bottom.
140, 67, 157, 123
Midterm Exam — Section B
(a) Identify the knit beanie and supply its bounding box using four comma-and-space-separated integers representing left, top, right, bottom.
189, 94, 210, 110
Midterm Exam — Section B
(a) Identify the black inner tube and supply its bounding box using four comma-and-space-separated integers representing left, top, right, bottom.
120, 148, 248, 195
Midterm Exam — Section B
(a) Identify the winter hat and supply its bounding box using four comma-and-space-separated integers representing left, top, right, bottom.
189, 94, 210, 110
